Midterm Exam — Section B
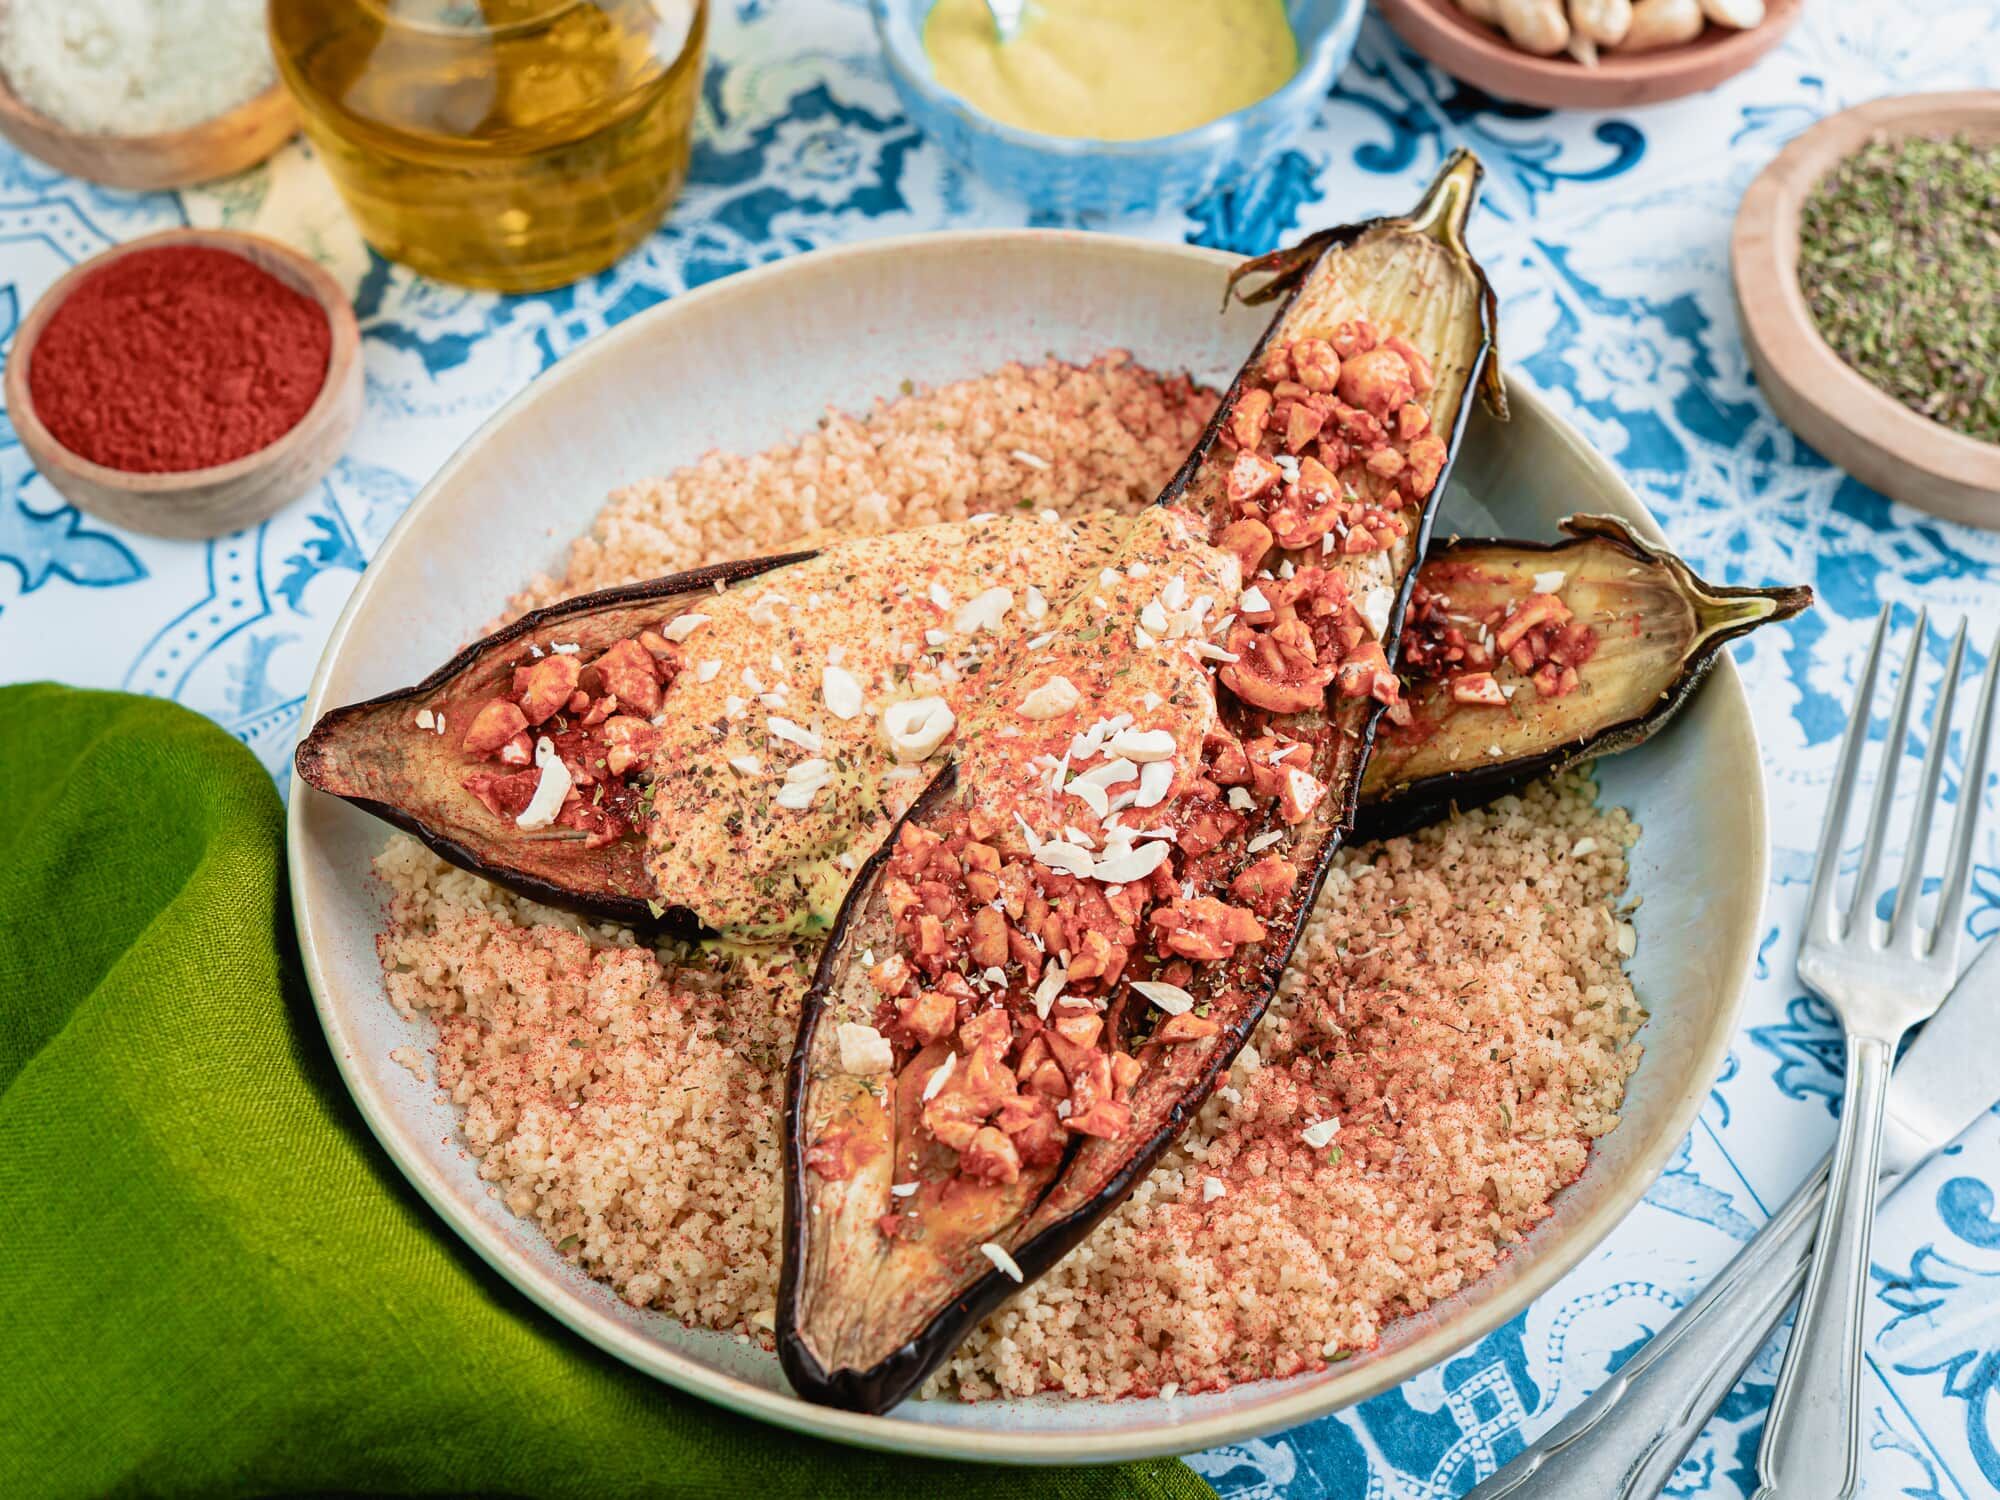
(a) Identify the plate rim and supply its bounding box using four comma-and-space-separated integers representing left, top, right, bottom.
288, 227, 1766, 1465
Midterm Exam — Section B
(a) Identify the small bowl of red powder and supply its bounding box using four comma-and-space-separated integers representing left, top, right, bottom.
5, 229, 361, 541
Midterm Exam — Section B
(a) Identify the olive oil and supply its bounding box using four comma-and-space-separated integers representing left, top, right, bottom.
270, 0, 706, 293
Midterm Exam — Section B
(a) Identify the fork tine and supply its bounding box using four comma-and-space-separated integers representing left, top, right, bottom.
1928, 624, 2000, 959
1806, 605, 1892, 944
1845, 607, 1926, 936
1890, 620, 1967, 945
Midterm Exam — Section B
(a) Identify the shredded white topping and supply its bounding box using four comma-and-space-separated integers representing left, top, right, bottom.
1571, 836, 1599, 858
1010, 449, 1050, 471
980, 1241, 1025, 1282
921, 1051, 957, 1102
1202, 1176, 1226, 1203
1032, 963, 1068, 1021
1227, 787, 1256, 811
1093, 839, 1172, 885
1065, 777, 1110, 819
550, 642, 581, 655
1131, 979, 1194, 1015
1073, 757, 1138, 793
1239, 585, 1271, 613
1033, 841, 1097, 879
890, 1181, 920, 1198
727, 754, 762, 776
1246, 830, 1285, 853
413, 708, 434, 731
1300, 1117, 1342, 1149
695, 659, 721, 683
775, 758, 832, 810
1359, 584, 1396, 641
1533, 570, 1566, 595
767, 716, 823, 753
514, 738, 572, 830
927, 581, 953, 610
1133, 759, 1174, 809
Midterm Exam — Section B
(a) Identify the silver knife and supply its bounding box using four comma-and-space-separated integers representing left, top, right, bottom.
1468, 936, 2000, 1500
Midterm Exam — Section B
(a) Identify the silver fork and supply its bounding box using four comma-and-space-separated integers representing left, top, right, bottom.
1755, 604, 1993, 1499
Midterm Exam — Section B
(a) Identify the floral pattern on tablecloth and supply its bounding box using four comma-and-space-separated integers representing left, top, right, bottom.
3, 3, 1998, 1494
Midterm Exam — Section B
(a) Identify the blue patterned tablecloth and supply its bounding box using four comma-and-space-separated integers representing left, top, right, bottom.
4, 3, 1999, 1495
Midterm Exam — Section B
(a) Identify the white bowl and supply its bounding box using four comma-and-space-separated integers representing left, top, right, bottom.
289, 230, 1766, 1464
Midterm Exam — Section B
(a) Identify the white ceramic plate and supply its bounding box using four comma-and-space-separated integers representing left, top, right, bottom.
289, 231, 1766, 1465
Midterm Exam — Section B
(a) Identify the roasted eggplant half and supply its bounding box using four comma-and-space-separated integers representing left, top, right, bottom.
1354, 513, 1811, 841
1360, 516, 1816, 848
779, 151, 1504, 1413
294, 554, 810, 931
293, 511, 1145, 939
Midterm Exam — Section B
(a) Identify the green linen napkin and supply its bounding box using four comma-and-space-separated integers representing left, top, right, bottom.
0, 684, 1214, 1500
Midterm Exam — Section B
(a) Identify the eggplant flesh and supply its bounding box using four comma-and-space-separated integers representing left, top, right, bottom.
1354, 514, 1811, 841
780, 151, 1503, 1413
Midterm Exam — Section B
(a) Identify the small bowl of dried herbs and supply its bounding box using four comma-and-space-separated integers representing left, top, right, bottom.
1732, 90, 2000, 527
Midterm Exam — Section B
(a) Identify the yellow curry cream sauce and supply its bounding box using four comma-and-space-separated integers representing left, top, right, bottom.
921, 0, 1299, 142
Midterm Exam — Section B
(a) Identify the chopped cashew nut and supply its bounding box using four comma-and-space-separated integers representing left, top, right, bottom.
821, 664, 865, 720
1017, 675, 1082, 720
837, 1022, 894, 1075
882, 697, 956, 762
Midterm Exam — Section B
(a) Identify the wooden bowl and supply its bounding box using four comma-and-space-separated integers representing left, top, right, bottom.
1375, 0, 1801, 110
1733, 91, 2000, 528
5, 229, 363, 541
0, 45, 296, 191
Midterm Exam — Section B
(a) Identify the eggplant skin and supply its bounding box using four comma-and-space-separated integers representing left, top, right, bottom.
1353, 515, 1811, 842
777, 772, 988, 1413
778, 151, 1502, 1414
294, 551, 814, 933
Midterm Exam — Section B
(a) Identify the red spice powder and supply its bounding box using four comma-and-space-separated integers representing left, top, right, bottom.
27, 245, 333, 474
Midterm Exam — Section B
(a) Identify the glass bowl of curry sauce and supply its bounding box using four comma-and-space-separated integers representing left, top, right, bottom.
871, 0, 1363, 219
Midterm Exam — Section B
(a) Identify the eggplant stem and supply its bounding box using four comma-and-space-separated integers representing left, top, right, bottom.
1405, 148, 1483, 247
1691, 585, 1815, 653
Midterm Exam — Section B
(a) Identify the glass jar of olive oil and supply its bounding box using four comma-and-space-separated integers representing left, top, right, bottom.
270, 1, 706, 293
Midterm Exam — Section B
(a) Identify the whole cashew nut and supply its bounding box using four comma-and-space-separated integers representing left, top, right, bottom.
1700, 0, 1765, 28
1569, 0, 1633, 45
1615, 0, 1705, 50
1497, 0, 1570, 54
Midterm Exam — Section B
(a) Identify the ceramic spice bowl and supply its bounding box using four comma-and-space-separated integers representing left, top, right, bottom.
0, 60, 296, 191
5, 228, 362, 542
1374, 0, 1800, 110
869, 0, 1365, 218
1732, 91, 2000, 527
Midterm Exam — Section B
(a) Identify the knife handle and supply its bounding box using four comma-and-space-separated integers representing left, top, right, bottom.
1466, 1158, 1831, 1500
